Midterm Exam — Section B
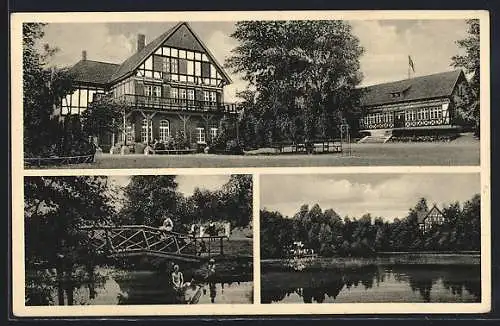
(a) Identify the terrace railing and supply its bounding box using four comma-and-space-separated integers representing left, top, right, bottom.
116, 94, 238, 114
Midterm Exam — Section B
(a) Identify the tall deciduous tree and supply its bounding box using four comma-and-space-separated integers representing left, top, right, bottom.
24, 176, 116, 305
226, 21, 364, 145
23, 23, 75, 156
120, 176, 181, 227
451, 19, 480, 135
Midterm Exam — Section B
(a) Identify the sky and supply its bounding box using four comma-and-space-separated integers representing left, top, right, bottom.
110, 174, 230, 197
260, 174, 480, 221
39, 19, 469, 102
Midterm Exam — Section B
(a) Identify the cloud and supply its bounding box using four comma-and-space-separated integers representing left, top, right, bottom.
261, 174, 480, 221
176, 175, 230, 197
42, 23, 136, 66
40, 20, 469, 99
351, 20, 468, 86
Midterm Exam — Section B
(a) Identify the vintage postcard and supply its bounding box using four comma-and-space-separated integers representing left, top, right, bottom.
12, 11, 488, 169
10, 10, 490, 317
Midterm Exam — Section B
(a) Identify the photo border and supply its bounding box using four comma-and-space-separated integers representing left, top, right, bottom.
9, 9, 492, 318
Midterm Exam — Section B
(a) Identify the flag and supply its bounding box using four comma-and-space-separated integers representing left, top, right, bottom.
408, 55, 415, 73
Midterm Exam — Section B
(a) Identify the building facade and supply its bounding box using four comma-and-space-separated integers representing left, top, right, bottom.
60, 22, 237, 152
358, 70, 470, 142
417, 204, 447, 232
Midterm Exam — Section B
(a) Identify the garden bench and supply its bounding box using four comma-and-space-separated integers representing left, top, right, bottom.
154, 149, 197, 155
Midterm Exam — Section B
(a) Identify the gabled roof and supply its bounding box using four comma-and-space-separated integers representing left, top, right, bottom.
69, 22, 232, 86
109, 22, 232, 84
417, 204, 445, 224
360, 70, 465, 107
68, 60, 120, 85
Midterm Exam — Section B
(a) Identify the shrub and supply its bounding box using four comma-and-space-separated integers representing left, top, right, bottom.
225, 139, 244, 155
134, 142, 146, 154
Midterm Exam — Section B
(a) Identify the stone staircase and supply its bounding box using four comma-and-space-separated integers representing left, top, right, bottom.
358, 130, 393, 144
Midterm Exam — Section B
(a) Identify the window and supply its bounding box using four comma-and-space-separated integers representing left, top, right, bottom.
170, 58, 178, 73
210, 91, 217, 103
180, 89, 187, 99
195, 62, 201, 77
162, 57, 170, 72
141, 119, 153, 143
187, 89, 195, 101
123, 122, 135, 143
196, 127, 206, 143
210, 127, 218, 140
210, 64, 217, 78
187, 61, 194, 75
145, 85, 161, 97
204, 90, 210, 102
159, 120, 170, 141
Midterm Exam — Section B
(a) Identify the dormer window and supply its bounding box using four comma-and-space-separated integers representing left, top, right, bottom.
390, 92, 401, 98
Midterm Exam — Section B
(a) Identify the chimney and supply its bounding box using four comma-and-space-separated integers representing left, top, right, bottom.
137, 34, 146, 52
82, 50, 87, 61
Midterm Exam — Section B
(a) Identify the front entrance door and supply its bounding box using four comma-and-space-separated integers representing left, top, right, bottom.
394, 111, 405, 128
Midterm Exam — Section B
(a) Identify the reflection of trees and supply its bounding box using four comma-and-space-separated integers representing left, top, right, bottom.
261, 265, 379, 304
25, 268, 107, 306
262, 265, 481, 304
390, 265, 481, 302
113, 272, 179, 305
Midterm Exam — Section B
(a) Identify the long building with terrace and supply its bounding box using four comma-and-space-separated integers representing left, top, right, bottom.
358, 70, 471, 143
58, 22, 237, 152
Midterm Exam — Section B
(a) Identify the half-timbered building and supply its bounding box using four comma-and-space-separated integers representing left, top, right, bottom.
358, 70, 470, 143
417, 204, 447, 232
60, 22, 237, 152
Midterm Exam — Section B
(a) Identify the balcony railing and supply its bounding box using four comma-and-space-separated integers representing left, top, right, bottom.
114, 94, 238, 114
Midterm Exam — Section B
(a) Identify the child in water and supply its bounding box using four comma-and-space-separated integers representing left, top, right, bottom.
171, 264, 184, 291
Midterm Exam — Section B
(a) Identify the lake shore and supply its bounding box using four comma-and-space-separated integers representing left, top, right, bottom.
261, 252, 480, 272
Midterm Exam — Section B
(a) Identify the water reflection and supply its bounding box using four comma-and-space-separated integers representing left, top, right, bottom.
261, 265, 480, 304
26, 269, 253, 305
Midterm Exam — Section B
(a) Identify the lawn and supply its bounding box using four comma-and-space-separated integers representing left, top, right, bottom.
27, 141, 480, 169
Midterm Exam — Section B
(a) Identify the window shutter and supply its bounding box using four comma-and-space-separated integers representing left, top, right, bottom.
152, 55, 163, 71
201, 62, 210, 77
135, 80, 144, 95
162, 84, 171, 99
195, 89, 204, 101
178, 59, 188, 74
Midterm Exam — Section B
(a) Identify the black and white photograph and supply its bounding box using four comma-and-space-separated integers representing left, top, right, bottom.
260, 173, 481, 304
20, 17, 482, 169
24, 174, 253, 306
10, 10, 490, 317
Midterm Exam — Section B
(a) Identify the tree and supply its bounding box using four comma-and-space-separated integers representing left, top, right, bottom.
226, 21, 364, 146
451, 19, 480, 135
80, 97, 127, 145
24, 176, 116, 305
23, 23, 76, 156
218, 174, 253, 227
120, 176, 182, 227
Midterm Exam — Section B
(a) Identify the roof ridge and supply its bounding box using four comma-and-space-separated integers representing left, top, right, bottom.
108, 22, 183, 83
362, 69, 462, 89
82, 59, 120, 65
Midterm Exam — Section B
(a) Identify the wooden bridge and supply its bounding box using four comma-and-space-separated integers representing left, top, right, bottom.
81, 225, 228, 263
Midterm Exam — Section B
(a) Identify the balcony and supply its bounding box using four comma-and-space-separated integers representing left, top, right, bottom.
115, 94, 238, 114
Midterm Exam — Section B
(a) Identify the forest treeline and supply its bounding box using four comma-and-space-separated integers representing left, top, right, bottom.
260, 195, 480, 259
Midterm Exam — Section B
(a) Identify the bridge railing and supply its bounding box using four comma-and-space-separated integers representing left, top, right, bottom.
81, 225, 228, 259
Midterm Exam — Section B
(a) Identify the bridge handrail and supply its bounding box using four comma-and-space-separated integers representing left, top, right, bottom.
80, 224, 229, 240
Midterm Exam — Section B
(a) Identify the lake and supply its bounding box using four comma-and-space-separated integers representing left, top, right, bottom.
261, 264, 480, 303
27, 268, 253, 305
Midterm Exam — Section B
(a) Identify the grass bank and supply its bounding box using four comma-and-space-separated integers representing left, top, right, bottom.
30, 141, 480, 169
